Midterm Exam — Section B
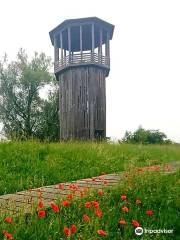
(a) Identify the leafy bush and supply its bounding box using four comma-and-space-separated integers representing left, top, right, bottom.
122, 126, 172, 144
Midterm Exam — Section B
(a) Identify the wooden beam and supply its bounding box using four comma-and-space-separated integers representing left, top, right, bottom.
91, 23, 95, 62
60, 32, 63, 58
91, 23, 95, 53
54, 35, 59, 62
105, 31, 110, 66
99, 29, 103, 64
60, 32, 63, 65
68, 27, 71, 63
80, 25, 83, 61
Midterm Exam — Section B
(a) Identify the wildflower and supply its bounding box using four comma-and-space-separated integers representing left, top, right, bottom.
64, 227, 71, 237
71, 224, 77, 234
67, 193, 74, 200
83, 187, 89, 193
62, 200, 70, 207
121, 195, 127, 201
103, 180, 108, 185
38, 200, 44, 209
69, 183, 79, 191
80, 191, 85, 198
38, 210, 46, 218
50, 202, 60, 213
92, 200, 99, 209
2, 231, 13, 240
92, 177, 96, 182
83, 214, 90, 222
137, 168, 144, 173
123, 172, 129, 178
135, 199, 141, 205
4, 217, 13, 224
98, 189, 104, 196
95, 208, 103, 218
97, 229, 107, 236
146, 210, 154, 216
37, 188, 42, 198
84, 201, 91, 208
119, 219, 127, 225
132, 220, 140, 227
122, 206, 129, 213
57, 183, 64, 190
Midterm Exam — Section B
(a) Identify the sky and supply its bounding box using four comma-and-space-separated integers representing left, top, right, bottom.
0, 0, 180, 142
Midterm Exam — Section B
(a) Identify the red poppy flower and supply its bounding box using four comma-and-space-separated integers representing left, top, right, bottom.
122, 206, 129, 213
38, 200, 44, 209
135, 199, 141, 205
103, 180, 108, 185
57, 183, 64, 190
98, 189, 104, 196
121, 195, 127, 201
50, 202, 60, 213
92, 201, 99, 209
95, 208, 103, 218
2, 231, 13, 240
80, 191, 85, 198
38, 210, 46, 218
71, 224, 77, 234
64, 227, 71, 237
97, 229, 107, 236
69, 183, 79, 191
83, 214, 90, 222
132, 220, 140, 227
119, 219, 127, 225
62, 200, 70, 207
84, 201, 91, 208
137, 168, 144, 173
67, 193, 74, 200
4, 217, 13, 224
146, 210, 154, 216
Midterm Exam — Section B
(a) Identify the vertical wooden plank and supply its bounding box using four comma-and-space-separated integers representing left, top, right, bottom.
99, 29, 103, 64
80, 25, 83, 61
91, 23, 95, 62
60, 32, 63, 66
54, 35, 59, 72
68, 27, 71, 64
105, 31, 110, 66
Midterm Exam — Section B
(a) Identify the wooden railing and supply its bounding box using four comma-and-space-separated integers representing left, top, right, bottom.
54, 52, 110, 73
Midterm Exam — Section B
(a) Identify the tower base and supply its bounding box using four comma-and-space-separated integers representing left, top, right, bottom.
58, 66, 107, 140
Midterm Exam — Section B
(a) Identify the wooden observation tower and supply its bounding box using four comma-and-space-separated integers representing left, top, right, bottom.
49, 17, 114, 140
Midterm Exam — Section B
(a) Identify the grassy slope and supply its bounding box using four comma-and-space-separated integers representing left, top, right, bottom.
0, 141, 180, 194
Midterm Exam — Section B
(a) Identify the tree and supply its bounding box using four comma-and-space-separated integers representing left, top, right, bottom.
122, 126, 171, 144
36, 88, 59, 141
0, 49, 59, 140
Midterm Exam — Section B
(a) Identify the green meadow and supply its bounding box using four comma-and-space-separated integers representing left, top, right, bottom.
0, 141, 180, 195
0, 141, 179, 239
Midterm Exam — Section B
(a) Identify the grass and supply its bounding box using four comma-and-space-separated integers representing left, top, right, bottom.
0, 169, 179, 240
0, 141, 180, 195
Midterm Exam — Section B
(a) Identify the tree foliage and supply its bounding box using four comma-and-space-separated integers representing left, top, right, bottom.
0, 49, 59, 140
122, 126, 172, 144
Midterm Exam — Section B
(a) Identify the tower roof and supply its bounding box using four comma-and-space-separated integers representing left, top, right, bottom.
49, 17, 114, 51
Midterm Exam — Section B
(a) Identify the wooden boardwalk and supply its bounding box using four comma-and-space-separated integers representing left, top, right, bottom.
0, 161, 179, 216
